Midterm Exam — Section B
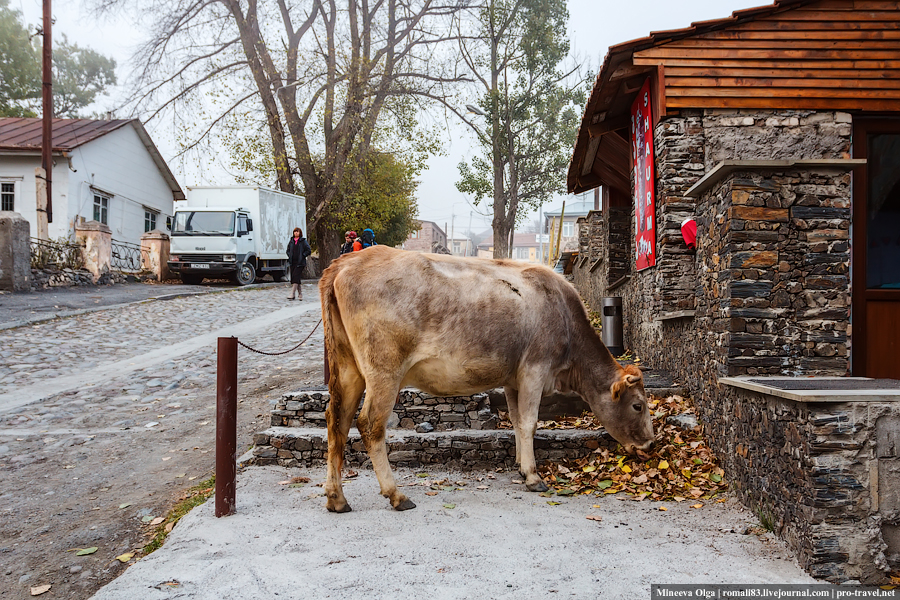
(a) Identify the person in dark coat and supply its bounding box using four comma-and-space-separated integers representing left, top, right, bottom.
286, 227, 312, 300
340, 231, 357, 255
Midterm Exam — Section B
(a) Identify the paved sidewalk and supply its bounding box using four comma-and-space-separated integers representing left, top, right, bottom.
89, 465, 818, 600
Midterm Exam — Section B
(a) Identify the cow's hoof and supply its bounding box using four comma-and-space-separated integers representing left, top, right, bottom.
326, 501, 352, 513
526, 480, 549, 493
393, 498, 417, 511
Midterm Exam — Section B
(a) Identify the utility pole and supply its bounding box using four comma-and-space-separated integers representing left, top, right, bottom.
36, 0, 53, 240
465, 211, 473, 256
450, 213, 455, 255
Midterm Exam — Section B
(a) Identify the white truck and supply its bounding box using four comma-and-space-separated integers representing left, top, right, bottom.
167, 186, 307, 286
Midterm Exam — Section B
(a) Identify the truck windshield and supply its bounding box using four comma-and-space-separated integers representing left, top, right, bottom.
172, 211, 235, 236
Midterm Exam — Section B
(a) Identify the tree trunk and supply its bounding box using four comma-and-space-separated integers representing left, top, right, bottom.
315, 219, 343, 273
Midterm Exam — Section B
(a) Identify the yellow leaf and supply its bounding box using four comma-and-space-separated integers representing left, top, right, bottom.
659, 506, 668, 511
691, 503, 704, 509
116, 552, 134, 563
621, 465, 632, 473
585, 515, 603, 522
582, 465, 596, 473
658, 460, 669, 470
681, 469, 693, 479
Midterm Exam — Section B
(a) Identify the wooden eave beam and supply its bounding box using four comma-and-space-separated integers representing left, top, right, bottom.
588, 115, 630, 138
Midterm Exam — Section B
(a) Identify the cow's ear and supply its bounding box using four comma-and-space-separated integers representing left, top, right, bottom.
610, 379, 626, 401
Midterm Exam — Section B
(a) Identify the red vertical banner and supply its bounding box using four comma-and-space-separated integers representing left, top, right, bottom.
631, 78, 656, 271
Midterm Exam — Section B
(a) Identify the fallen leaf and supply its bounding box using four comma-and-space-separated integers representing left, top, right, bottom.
175, 474, 185, 479
119, 503, 131, 509
476, 485, 489, 490
115, 552, 134, 563
345, 471, 358, 479
585, 515, 603, 522
511, 479, 524, 484
291, 476, 310, 484
592, 504, 602, 508
546, 501, 561, 506
556, 488, 576, 496
278, 480, 291, 485
691, 503, 704, 509
425, 491, 438, 496
76, 547, 98, 556
141, 515, 153, 523
188, 476, 197, 481
539, 491, 554, 497
621, 465, 632, 473
442, 503, 456, 509
165, 522, 174, 533
417, 473, 429, 478
30, 584, 51, 596
582, 465, 596, 473
199, 421, 209, 425
658, 460, 669, 470
658, 506, 668, 512
150, 517, 165, 526
145, 422, 159, 428
161, 457, 171, 461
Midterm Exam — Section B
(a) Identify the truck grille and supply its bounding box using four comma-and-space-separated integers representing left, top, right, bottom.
177, 254, 224, 262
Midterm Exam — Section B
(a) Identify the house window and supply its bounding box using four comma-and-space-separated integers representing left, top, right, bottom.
1, 182, 14, 211
93, 194, 109, 224
144, 209, 159, 232
410, 230, 418, 238
515, 246, 531, 260
453, 241, 461, 254
563, 221, 574, 238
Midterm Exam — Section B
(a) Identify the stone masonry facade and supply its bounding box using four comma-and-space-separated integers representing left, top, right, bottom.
568, 109, 898, 582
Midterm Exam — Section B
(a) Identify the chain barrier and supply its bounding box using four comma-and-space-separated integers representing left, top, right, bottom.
236, 319, 322, 356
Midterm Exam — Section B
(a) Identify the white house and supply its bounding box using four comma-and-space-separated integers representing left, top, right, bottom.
0, 118, 184, 246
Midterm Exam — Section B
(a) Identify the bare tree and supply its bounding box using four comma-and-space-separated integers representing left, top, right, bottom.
96, 0, 470, 265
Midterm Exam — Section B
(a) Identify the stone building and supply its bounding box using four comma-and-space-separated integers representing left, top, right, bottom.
567, 0, 900, 583
401, 220, 447, 253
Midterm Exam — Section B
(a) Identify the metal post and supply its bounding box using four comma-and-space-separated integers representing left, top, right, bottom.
215, 337, 237, 517
41, 0, 52, 224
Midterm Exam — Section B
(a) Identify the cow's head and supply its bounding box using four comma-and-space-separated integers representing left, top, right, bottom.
586, 364, 655, 454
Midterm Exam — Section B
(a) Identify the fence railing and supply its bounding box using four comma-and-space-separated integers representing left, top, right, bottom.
110, 238, 148, 273
29, 237, 85, 270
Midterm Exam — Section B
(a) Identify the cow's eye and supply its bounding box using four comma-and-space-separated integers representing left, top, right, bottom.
632, 403, 642, 412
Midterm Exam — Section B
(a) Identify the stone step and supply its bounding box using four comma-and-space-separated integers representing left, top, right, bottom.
272, 378, 685, 432
249, 426, 618, 470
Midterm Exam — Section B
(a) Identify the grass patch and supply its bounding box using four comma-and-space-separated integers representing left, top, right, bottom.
143, 475, 216, 556
754, 501, 777, 532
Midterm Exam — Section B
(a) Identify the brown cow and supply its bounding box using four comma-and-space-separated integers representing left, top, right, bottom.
319, 245, 654, 512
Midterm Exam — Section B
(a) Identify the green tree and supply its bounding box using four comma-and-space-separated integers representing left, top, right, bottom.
52, 35, 117, 118
455, 0, 588, 258
0, 0, 39, 117
0, 2, 116, 118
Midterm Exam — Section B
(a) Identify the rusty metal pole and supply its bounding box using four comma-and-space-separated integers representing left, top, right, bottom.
215, 337, 237, 517
41, 0, 52, 224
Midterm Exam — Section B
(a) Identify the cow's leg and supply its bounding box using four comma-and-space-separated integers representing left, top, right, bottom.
357, 379, 415, 511
513, 378, 549, 493
503, 386, 524, 473
325, 365, 365, 513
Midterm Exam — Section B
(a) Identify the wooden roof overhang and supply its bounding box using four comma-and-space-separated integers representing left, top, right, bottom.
568, 0, 900, 195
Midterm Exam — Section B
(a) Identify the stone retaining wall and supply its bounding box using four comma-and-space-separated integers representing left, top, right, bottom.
251, 427, 617, 470
717, 387, 900, 583
31, 268, 129, 289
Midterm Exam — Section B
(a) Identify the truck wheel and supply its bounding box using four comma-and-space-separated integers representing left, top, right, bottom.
180, 273, 203, 285
235, 262, 256, 286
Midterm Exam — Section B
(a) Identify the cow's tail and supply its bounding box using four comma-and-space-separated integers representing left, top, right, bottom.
319, 262, 345, 418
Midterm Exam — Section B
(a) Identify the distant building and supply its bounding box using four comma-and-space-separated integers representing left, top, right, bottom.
402, 220, 447, 253
446, 235, 473, 257
543, 191, 599, 253
476, 232, 546, 263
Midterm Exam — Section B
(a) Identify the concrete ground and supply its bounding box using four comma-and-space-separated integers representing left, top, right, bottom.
90, 465, 818, 600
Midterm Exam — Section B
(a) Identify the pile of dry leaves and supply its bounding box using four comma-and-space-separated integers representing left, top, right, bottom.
504, 394, 728, 503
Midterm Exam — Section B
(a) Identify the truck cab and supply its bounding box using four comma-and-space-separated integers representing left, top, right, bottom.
168, 207, 261, 285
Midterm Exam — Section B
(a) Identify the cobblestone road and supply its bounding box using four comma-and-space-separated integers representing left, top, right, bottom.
0, 282, 326, 600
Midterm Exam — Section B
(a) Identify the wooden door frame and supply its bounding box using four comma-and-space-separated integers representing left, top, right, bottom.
851, 117, 900, 376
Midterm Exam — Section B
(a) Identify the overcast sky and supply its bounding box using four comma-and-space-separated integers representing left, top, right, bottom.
16, 0, 758, 234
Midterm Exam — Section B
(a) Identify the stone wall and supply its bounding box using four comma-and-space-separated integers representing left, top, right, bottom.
271, 388, 499, 432
252, 427, 617, 471
710, 386, 900, 583
0, 212, 31, 291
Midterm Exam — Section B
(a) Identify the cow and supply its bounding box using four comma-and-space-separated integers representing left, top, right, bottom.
319, 245, 654, 513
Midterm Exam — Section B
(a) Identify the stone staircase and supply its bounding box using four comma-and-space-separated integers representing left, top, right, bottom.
248, 364, 685, 470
